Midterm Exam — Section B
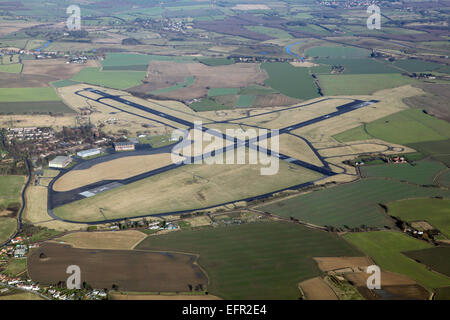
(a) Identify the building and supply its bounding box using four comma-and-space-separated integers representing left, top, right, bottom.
77, 148, 101, 159
49, 156, 72, 168
114, 142, 135, 152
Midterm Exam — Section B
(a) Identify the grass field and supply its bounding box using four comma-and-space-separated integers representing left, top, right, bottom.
315, 58, 401, 74
261, 62, 319, 100
0, 88, 60, 102
360, 160, 447, 185
435, 287, 450, 300
318, 74, 415, 96
51, 80, 80, 88
344, 231, 450, 289
150, 76, 195, 95
53, 158, 322, 222
404, 247, 450, 277
0, 64, 22, 73
2, 258, 27, 277
135, 221, 361, 299
53, 153, 175, 192
0, 101, 74, 114
207, 88, 239, 97
394, 59, 450, 74
388, 198, 450, 238
55, 230, 146, 250
101, 53, 194, 71
0, 175, 24, 207
258, 179, 450, 229
197, 57, 234, 66
305, 46, 370, 59
189, 98, 231, 112
71, 67, 146, 90
333, 109, 450, 145
408, 139, 450, 167
0, 217, 17, 244
235, 95, 256, 107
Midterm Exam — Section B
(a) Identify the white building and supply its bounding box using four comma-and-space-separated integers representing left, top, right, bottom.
77, 148, 101, 159
49, 156, 72, 169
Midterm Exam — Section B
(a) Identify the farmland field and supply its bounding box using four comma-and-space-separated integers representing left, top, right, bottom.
52, 158, 322, 222
71, 67, 146, 90
0, 64, 22, 73
333, 109, 450, 145
0, 217, 16, 244
318, 74, 415, 96
315, 58, 401, 74
0, 87, 60, 102
258, 179, 450, 229
28, 242, 207, 292
0, 175, 25, 207
404, 247, 450, 277
344, 231, 450, 289
135, 221, 362, 299
305, 46, 370, 59
360, 160, 447, 185
387, 198, 450, 238
261, 62, 319, 100
0, 101, 75, 114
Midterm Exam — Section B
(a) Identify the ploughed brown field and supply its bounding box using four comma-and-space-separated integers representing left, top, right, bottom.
28, 243, 208, 292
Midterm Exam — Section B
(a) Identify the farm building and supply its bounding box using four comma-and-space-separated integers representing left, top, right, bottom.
77, 148, 101, 159
49, 156, 72, 169
114, 142, 135, 152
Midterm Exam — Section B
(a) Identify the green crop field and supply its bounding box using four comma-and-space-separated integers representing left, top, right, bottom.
258, 179, 450, 229
306, 46, 370, 59
101, 53, 195, 70
315, 58, 400, 74
404, 247, 450, 277
333, 109, 450, 145
71, 68, 146, 90
50, 80, 80, 88
360, 160, 447, 185
344, 231, 450, 289
189, 98, 231, 112
388, 198, 450, 238
238, 85, 276, 95
318, 73, 414, 96
135, 221, 361, 299
197, 57, 234, 66
261, 62, 319, 100
0, 87, 60, 102
394, 59, 450, 74
235, 95, 256, 107
0, 64, 22, 73
408, 139, 450, 166
150, 76, 195, 95
0, 217, 17, 244
437, 170, 450, 188
207, 88, 239, 97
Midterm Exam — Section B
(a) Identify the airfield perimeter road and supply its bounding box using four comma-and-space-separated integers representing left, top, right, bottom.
46, 88, 378, 224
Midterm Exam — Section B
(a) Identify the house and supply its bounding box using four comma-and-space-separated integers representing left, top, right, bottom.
114, 142, 135, 152
49, 156, 72, 168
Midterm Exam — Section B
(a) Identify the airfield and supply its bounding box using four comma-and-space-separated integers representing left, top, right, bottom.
41, 83, 421, 224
